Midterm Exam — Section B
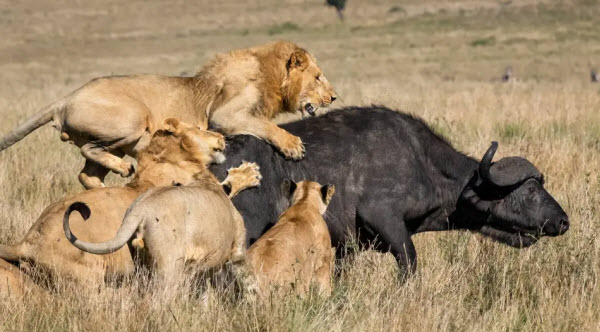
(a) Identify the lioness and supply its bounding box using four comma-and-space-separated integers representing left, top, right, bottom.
0, 118, 259, 285
63, 164, 260, 285
0, 41, 336, 189
0, 258, 44, 299
247, 180, 335, 297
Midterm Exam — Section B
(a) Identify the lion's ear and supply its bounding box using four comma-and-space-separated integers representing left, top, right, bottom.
321, 184, 335, 205
162, 117, 181, 134
281, 179, 297, 198
288, 50, 309, 71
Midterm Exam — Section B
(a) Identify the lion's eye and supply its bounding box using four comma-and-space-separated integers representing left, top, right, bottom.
316, 75, 321, 81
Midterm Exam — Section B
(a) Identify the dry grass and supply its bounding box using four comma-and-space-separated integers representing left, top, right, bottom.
1, 0, 600, 331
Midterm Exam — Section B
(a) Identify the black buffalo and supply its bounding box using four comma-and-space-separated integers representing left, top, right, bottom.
210, 106, 569, 275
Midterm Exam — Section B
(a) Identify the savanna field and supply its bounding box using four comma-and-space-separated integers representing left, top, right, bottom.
1, 0, 599, 330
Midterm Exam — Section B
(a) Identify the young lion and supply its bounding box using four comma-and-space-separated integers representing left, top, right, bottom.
0, 41, 336, 189
0, 118, 259, 285
63, 163, 261, 285
247, 180, 335, 297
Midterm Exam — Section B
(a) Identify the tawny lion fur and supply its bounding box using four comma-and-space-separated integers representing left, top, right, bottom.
0, 119, 257, 285
247, 181, 335, 297
0, 258, 45, 300
0, 41, 335, 189
64, 163, 261, 284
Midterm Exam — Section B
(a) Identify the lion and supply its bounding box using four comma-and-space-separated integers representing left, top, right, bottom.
247, 180, 335, 297
0, 258, 45, 300
0, 118, 260, 285
63, 163, 262, 285
0, 41, 336, 189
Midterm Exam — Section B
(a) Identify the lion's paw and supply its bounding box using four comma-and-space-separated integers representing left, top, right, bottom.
278, 135, 305, 160
227, 162, 262, 189
239, 161, 262, 187
118, 162, 135, 178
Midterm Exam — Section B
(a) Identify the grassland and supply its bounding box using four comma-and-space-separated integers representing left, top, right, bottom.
1, 0, 600, 331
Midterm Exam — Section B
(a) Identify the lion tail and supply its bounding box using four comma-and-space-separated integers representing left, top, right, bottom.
0, 100, 64, 152
63, 201, 141, 255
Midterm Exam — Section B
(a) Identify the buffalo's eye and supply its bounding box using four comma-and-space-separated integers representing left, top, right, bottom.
528, 186, 536, 193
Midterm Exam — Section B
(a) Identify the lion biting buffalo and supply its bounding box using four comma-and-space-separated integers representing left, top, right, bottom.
0, 41, 336, 189
0, 41, 569, 298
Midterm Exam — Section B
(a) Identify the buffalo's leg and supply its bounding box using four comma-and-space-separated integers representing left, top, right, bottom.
384, 222, 417, 279
78, 159, 111, 189
357, 207, 417, 278
80, 143, 134, 179
210, 87, 305, 160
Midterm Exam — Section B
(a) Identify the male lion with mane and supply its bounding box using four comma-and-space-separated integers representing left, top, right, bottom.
0, 41, 336, 189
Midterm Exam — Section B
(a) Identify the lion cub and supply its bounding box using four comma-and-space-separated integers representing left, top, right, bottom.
247, 180, 335, 297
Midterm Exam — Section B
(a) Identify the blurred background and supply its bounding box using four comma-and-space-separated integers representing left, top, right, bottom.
3, 0, 600, 96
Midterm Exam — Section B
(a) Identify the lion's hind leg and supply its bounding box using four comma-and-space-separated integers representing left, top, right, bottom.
78, 159, 111, 189
80, 143, 134, 181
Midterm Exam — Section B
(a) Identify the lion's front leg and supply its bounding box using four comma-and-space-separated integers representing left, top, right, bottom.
210, 87, 305, 160
213, 113, 305, 160
262, 123, 305, 160
221, 161, 262, 198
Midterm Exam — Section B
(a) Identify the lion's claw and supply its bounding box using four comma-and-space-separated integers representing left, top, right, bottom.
120, 163, 135, 177
222, 161, 263, 198
279, 137, 305, 160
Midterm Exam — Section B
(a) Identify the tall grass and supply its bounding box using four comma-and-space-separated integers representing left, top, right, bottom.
1, 0, 599, 331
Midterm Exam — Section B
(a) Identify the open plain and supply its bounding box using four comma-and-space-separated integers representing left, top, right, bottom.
0, 0, 599, 330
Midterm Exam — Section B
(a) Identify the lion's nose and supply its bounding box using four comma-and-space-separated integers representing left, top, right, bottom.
331, 96, 337, 103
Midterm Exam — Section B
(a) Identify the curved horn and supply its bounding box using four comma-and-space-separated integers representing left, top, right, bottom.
479, 141, 498, 182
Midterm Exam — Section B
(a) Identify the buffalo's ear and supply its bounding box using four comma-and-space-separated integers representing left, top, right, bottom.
281, 179, 297, 198
163, 117, 181, 134
288, 50, 309, 71
321, 184, 336, 204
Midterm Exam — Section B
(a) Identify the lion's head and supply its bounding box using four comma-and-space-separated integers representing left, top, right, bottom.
162, 118, 226, 165
146, 118, 226, 166
284, 48, 336, 117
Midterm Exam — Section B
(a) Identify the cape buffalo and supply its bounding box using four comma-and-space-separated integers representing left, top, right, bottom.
210, 106, 569, 275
